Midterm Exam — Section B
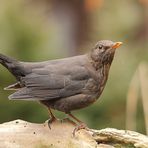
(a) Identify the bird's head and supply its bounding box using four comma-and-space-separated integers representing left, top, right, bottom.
90, 40, 122, 65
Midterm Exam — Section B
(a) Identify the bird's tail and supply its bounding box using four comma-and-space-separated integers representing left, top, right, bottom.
0, 53, 26, 80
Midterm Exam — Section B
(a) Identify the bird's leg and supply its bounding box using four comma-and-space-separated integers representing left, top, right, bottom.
60, 114, 77, 125
48, 108, 57, 122
68, 113, 83, 123
68, 113, 89, 136
47, 108, 58, 129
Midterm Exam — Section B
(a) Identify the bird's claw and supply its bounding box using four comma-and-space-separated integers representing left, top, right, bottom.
72, 122, 89, 136
47, 117, 58, 129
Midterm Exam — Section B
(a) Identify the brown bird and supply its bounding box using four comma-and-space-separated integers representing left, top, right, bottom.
0, 40, 122, 131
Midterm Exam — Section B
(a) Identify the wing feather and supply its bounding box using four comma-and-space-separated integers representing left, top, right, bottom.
9, 60, 91, 100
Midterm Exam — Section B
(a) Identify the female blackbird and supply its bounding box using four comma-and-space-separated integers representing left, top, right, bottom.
0, 40, 122, 130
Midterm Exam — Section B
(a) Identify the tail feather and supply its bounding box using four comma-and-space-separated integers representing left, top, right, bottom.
4, 82, 22, 90
0, 54, 26, 80
0, 53, 16, 67
0, 54, 33, 100
8, 88, 33, 100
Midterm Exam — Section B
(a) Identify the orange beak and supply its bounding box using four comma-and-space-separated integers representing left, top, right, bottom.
112, 42, 123, 49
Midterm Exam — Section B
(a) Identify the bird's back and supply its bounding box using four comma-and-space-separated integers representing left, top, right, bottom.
21, 54, 88, 71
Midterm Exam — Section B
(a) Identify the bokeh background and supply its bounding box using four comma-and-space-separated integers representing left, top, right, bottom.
0, 0, 148, 135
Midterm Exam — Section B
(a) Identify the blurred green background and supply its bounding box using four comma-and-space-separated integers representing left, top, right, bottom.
0, 0, 148, 134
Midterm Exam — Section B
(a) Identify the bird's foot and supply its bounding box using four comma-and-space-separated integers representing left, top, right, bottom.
47, 117, 59, 129
72, 122, 89, 136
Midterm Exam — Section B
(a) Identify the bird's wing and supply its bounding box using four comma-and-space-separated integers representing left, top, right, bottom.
9, 63, 90, 100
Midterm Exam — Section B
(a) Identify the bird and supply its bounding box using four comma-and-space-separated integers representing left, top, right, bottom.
0, 40, 122, 132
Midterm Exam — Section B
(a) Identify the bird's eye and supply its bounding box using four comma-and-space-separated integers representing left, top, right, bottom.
99, 45, 103, 49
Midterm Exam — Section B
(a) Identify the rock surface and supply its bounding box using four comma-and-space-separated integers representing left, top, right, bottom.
0, 119, 148, 148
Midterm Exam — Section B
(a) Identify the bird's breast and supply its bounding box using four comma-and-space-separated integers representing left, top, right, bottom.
83, 65, 110, 99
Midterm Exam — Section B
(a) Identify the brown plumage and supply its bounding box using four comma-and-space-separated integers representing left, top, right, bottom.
0, 40, 122, 130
